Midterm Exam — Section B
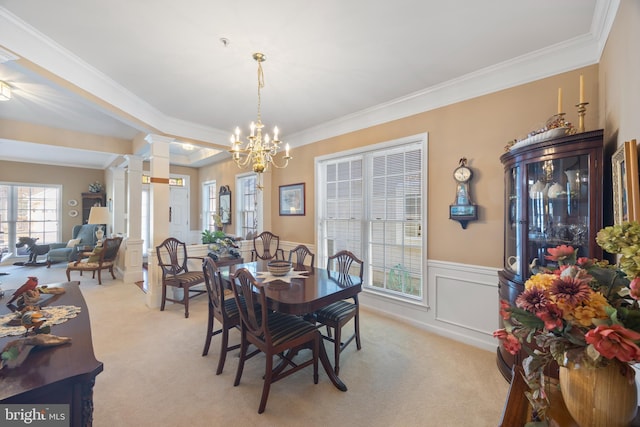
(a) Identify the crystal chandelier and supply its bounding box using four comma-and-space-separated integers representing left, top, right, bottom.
229, 53, 291, 185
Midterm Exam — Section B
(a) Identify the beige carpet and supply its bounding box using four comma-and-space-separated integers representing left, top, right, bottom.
0, 262, 509, 427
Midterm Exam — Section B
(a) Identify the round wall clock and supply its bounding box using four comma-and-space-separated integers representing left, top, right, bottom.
68, 199, 78, 206
69, 209, 79, 217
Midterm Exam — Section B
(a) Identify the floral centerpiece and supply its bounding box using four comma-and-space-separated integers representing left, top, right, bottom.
494, 221, 640, 424
202, 230, 240, 260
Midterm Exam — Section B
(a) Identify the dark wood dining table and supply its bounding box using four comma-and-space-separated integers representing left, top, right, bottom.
220, 260, 362, 392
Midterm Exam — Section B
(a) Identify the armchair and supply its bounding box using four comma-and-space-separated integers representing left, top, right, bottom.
46, 224, 100, 267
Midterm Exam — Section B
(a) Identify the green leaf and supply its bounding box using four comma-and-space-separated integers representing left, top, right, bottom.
1, 346, 20, 361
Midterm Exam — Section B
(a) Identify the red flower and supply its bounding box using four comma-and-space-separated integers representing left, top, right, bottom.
493, 329, 521, 355
499, 299, 511, 320
545, 245, 576, 262
535, 303, 563, 331
585, 324, 640, 363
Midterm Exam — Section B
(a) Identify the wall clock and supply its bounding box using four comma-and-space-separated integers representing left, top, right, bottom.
449, 157, 478, 229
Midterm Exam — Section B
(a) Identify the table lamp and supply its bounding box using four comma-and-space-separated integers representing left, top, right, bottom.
87, 206, 110, 243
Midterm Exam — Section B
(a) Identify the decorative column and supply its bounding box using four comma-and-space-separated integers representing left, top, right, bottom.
119, 155, 144, 284
144, 135, 172, 309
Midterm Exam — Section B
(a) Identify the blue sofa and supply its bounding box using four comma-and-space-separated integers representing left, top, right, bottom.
46, 224, 100, 267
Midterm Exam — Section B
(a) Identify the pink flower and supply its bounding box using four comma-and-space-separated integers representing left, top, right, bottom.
630, 278, 640, 301
499, 299, 511, 320
576, 257, 594, 268
493, 329, 521, 355
585, 324, 640, 363
536, 303, 563, 331
545, 245, 575, 262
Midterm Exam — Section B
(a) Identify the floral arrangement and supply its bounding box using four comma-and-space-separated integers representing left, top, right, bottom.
494, 221, 640, 422
202, 230, 240, 260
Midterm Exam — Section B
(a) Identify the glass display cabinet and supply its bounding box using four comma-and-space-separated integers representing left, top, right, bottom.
496, 129, 604, 380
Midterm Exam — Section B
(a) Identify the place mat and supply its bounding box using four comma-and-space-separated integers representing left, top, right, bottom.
255, 270, 309, 284
0, 305, 82, 338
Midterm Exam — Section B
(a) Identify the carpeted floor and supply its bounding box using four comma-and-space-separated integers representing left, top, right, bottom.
0, 262, 509, 427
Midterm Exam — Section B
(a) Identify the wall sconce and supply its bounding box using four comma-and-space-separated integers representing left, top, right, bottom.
0, 81, 11, 101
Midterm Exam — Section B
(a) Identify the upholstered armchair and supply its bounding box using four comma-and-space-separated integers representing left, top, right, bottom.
46, 224, 100, 267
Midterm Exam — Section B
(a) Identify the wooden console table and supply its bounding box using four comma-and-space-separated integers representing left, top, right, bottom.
0, 281, 103, 427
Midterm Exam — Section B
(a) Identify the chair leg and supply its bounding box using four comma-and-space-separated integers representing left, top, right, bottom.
110, 266, 116, 279
234, 330, 248, 387
258, 352, 274, 413
313, 333, 319, 384
202, 308, 214, 356
334, 325, 342, 375
160, 284, 167, 311
97, 269, 102, 285
216, 326, 230, 375
355, 311, 362, 350
66, 268, 71, 282
184, 287, 190, 318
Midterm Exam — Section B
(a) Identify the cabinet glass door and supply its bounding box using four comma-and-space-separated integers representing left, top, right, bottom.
526, 155, 589, 270
505, 165, 522, 277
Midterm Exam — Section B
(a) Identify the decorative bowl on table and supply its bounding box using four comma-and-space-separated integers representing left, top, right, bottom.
267, 260, 292, 276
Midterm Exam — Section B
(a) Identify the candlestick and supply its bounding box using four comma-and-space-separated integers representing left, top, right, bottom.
579, 75, 584, 103
575, 102, 589, 133
557, 88, 563, 114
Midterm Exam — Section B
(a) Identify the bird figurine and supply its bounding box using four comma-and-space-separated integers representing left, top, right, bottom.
6, 276, 39, 305
20, 310, 45, 335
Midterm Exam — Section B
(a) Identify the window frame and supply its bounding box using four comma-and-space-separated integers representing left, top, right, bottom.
315, 133, 428, 303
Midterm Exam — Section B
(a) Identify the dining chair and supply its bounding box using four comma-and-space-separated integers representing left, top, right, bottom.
65, 236, 123, 285
201, 257, 243, 375
231, 267, 320, 414
288, 244, 315, 267
251, 231, 285, 261
156, 237, 206, 318
314, 250, 363, 375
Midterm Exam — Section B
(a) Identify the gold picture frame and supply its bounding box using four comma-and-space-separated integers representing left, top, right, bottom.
612, 139, 640, 224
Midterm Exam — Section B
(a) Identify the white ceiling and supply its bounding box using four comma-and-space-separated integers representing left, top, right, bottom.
0, 0, 618, 169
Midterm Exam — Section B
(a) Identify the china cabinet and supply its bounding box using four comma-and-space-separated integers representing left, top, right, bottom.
81, 192, 106, 224
496, 129, 604, 381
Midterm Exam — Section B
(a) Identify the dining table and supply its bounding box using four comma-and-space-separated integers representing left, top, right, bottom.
220, 260, 363, 392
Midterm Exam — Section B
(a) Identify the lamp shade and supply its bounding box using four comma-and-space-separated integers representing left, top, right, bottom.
87, 206, 110, 225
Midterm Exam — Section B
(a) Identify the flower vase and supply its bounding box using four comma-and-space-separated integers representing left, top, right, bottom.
559, 362, 638, 427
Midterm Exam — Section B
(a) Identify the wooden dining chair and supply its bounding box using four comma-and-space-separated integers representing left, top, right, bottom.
231, 267, 320, 414
288, 244, 315, 267
156, 237, 206, 318
251, 231, 285, 261
66, 236, 123, 285
314, 250, 364, 375
201, 257, 243, 375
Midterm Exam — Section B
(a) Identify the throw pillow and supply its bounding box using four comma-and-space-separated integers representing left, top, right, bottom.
66, 238, 81, 248
87, 246, 103, 263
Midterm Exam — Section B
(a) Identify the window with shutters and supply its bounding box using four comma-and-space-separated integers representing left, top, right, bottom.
316, 134, 426, 300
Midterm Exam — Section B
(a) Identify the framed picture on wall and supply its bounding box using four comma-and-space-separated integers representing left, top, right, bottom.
612, 139, 640, 224
279, 183, 305, 216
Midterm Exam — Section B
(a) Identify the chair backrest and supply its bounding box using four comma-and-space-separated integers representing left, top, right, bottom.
156, 237, 189, 275
202, 257, 225, 315
73, 224, 99, 246
288, 245, 315, 267
100, 237, 123, 262
231, 268, 268, 341
327, 250, 363, 285
252, 231, 281, 260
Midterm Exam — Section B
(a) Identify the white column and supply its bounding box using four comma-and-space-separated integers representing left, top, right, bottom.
118, 155, 144, 284
145, 135, 172, 309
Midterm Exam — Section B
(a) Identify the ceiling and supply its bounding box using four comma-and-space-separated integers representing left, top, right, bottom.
0, 0, 618, 169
